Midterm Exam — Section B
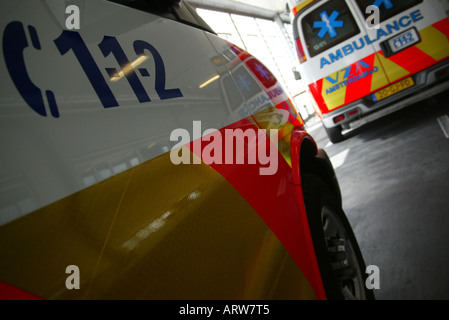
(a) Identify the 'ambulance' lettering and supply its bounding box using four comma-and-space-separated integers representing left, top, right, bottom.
320, 9, 424, 68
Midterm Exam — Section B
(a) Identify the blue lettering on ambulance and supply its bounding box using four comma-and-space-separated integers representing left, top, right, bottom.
376, 28, 389, 40
3, 22, 184, 118
320, 9, 424, 69
399, 15, 412, 28
342, 44, 354, 56
325, 66, 379, 94
325, 61, 370, 84
373, 0, 393, 10
410, 10, 424, 23
329, 50, 344, 63
386, 21, 400, 34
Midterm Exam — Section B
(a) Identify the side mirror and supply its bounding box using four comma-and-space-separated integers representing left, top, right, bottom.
293, 70, 301, 80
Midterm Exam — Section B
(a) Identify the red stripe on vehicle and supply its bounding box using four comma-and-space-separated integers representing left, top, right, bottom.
388, 46, 436, 75
433, 18, 449, 38
187, 118, 327, 299
0, 281, 43, 300
309, 79, 327, 117
344, 55, 376, 105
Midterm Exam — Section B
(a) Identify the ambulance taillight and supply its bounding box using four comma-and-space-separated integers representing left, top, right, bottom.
295, 37, 307, 64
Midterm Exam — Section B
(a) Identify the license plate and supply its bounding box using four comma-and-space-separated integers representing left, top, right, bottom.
373, 77, 415, 102
387, 28, 420, 54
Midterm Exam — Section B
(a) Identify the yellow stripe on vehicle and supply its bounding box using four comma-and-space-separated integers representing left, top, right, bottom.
371, 53, 390, 92
321, 73, 347, 111
293, 0, 315, 15
0, 149, 315, 300
376, 52, 410, 83
416, 25, 449, 61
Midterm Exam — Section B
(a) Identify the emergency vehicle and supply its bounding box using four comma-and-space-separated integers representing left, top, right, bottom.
0, 0, 373, 300
290, 0, 449, 143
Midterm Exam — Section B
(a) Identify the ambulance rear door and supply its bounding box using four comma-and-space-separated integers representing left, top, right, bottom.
351, 0, 449, 102
295, 0, 385, 114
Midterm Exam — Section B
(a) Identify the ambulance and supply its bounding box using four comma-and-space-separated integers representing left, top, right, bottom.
0, 0, 373, 300
290, 0, 449, 143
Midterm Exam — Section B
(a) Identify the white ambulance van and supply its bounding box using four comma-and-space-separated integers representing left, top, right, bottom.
290, 0, 449, 143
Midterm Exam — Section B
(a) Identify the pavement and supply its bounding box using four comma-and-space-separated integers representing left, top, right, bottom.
303, 90, 449, 300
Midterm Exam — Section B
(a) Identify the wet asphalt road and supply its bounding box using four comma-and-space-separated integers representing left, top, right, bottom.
305, 90, 449, 300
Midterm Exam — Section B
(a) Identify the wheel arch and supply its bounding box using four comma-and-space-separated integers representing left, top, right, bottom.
291, 129, 342, 207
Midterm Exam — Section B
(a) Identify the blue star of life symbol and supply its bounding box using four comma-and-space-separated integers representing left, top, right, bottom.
254, 63, 270, 81
237, 74, 252, 92
313, 10, 344, 39
372, 0, 393, 9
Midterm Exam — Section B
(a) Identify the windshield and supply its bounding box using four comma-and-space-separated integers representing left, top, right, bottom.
355, 0, 423, 23
301, 0, 360, 57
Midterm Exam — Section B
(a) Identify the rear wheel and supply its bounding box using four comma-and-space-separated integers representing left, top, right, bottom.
324, 125, 344, 144
302, 174, 374, 300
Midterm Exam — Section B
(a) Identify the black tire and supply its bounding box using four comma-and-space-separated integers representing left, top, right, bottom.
324, 125, 345, 144
302, 174, 375, 300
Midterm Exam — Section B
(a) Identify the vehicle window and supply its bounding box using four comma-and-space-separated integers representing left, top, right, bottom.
222, 74, 245, 112
301, 0, 360, 57
107, 0, 215, 34
355, 0, 423, 23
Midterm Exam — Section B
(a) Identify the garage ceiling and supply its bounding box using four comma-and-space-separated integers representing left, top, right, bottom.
232, 0, 288, 13
188, 0, 291, 22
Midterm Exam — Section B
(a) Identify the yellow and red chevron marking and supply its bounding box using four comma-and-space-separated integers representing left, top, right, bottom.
383, 19, 449, 80
291, 0, 315, 17
310, 18, 449, 115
